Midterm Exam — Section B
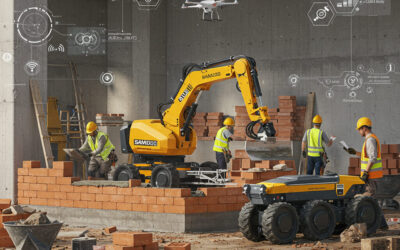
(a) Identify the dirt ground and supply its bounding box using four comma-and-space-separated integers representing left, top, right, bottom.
51, 209, 400, 250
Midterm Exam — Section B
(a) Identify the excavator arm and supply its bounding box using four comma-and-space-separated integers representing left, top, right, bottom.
161, 55, 276, 141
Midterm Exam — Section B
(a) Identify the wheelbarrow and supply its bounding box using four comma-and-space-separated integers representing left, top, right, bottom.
374, 175, 400, 210
3, 221, 63, 250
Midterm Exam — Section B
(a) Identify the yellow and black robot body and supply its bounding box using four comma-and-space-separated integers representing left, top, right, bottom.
113, 56, 293, 188
239, 174, 383, 244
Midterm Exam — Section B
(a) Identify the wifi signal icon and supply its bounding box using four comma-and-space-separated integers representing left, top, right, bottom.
24, 60, 40, 76
48, 44, 65, 53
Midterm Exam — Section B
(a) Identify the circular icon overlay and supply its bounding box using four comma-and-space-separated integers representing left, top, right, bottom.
24, 60, 41, 76
344, 72, 363, 91
349, 91, 357, 98
16, 7, 53, 44
366, 87, 374, 94
100, 72, 114, 86
326, 89, 334, 99
288, 74, 299, 87
2, 53, 12, 63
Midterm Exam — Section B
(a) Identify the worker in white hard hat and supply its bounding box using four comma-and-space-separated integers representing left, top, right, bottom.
302, 115, 335, 175
213, 117, 235, 175
79, 121, 116, 179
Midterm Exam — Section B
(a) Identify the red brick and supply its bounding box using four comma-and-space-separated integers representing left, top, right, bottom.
73, 186, 88, 193
0, 214, 23, 223
24, 176, 37, 184
234, 150, 249, 159
348, 167, 356, 175
30, 198, 47, 206
29, 183, 47, 191
47, 199, 61, 207
29, 168, 49, 177
112, 232, 152, 247
163, 205, 185, 214
156, 197, 174, 205
148, 204, 164, 213
164, 242, 191, 250
73, 200, 88, 208
54, 192, 67, 200
389, 144, 400, 153
198, 187, 227, 197
37, 176, 56, 184
125, 195, 142, 204
131, 204, 148, 212
218, 196, 237, 204
119, 203, 132, 211
96, 194, 111, 202
237, 195, 250, 203
67, 192, 80, 201
24, 190, 37, 198
186, 205, 207, 214
60, 200, 74, 207
173, 197, 199, 206
199, 196, 219, 205
18, 197, 29, 205
106, 246, 141, 250
110, 195, 125, 203
81, 193, 95, 201
388, 159, 397, 169
241, 159, 256, 170
129, 179, 142, 187
37, 191, 55, 199
47, 184, 60, 192
117, 187, 133, 196
0, 235, 14, 248
224, 187, 243, 196
164, 188, 191, 197
105, 226, 117, 234
17, 168, 29, 176
103, 202, 117, 210
87, 201, 103, 209
141, 196, 157, 205
349, 158, 360, 167
143, 242, 159, 250
147, 188, 164, 197
23, 161, 41, 168
48, 164, 73, 177
88, 186, 103, 194
231, 159, 242, 170
0, 199, 11, 210
18, 183, 30, 191
383, 169, 390, 176
132, 187, 148, 196
381, 144, 389, 154
53, 161, 73, 169
390, 169, 399, 175
383, 159, 388, 169
103, 187, 118, 195
241, 172, 260, 180
56, 177, 80, 185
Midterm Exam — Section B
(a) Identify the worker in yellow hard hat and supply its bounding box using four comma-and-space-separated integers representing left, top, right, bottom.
344, 117, 388, 229
79, 121, 116, 179
213, 117, 235, 177
301, 115, 335, 175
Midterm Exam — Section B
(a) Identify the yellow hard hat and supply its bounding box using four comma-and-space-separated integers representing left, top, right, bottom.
223, 117, 235, 126
356, 117, 372, 130
313, 115, 322, 124
86, 121, 98, 134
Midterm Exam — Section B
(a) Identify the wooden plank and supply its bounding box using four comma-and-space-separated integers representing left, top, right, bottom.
30, 80, 54, 169
70, 62, 86, 145
300, 92, 315, 175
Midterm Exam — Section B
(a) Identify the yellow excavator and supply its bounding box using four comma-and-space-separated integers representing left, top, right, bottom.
116, 55, 293, 187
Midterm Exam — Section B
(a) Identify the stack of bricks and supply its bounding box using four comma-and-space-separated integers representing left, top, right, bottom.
276, 96, 305, 141
0, 199, 33, 248
165, 242, 191, 250
348, 144, 400, 176
206, 112, 224, 138
193, 112, 208, 140
96, 114, 124, 126
230, 150, 297, 185
18, 161, 249, 214
105, 231, 158, 250
232, 96, 306, 142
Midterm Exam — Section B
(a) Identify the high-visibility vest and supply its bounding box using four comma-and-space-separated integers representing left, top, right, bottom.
88, 131, 115, 161
213, 127, 229, 153
361, 133, 383, 179
307, 128, 324, 157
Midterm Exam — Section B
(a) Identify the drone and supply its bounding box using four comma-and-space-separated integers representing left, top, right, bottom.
181, 0, 239, 21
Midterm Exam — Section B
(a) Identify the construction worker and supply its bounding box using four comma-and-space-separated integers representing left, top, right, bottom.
302, 115, 334, 175
213, 117, 235, 175
344, 117, 388, 229
79, 121, 115, 179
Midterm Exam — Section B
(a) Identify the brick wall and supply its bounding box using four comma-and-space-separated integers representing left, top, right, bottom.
17, 161, 249, 214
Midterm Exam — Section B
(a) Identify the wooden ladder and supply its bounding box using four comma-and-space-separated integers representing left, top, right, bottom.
30, 80, 54, 169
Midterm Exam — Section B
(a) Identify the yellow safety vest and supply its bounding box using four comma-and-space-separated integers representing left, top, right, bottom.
88, 131, 115, 161
361, 133, 383, 179
213, 127, 229, 153
307, 128, 324, 157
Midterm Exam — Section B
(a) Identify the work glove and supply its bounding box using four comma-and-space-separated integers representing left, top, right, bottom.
360, 171, 369, 182
87, 152, 93, 158
302, 151, 307, 158
343, 147, 357, 155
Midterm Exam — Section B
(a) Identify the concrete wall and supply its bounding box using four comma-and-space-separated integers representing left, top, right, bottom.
166, 0, 400, 174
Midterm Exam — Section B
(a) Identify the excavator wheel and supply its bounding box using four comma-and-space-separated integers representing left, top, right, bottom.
345, 196, 381, 235
262, 202, 299, 244
151, 165, 180, 188
113, 164, 141, 181
300, 200, 336, 240
238, 202, 264, 242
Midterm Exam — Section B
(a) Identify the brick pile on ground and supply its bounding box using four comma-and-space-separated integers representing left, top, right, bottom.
105, 231, 158, 250
18, 161, 249, 214
232, 96, 306, 142
230, 150, 297, 185
0, 199, 34, 248
348, 144, 400, 176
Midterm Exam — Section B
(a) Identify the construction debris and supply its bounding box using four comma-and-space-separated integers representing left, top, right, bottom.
105, 226, 117, 234
22, 212, 51, 225
2, 205, 24, 215
340, 223, 367, 243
